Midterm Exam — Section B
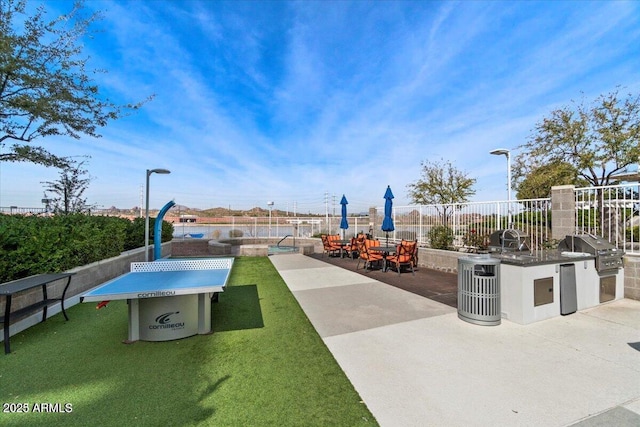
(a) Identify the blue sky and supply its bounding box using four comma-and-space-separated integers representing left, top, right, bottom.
2, 0, 639, 214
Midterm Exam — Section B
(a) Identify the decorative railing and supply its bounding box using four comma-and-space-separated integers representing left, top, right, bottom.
3, 182, 637, 254
574, 183, 639, 254
372, 199, 552, 251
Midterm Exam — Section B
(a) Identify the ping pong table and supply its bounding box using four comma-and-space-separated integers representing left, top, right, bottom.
81, 258, 234, 343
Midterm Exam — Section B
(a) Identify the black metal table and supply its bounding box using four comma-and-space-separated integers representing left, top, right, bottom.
336, 239, 352, 258
368, 246, 397, 271
0, 273, 75, 354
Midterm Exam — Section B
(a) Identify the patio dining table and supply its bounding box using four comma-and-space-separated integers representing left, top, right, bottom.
368, 245, 397, 272
336, 239, 352, 258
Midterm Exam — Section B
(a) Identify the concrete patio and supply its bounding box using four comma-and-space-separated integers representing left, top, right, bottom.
270, 253, 640, 427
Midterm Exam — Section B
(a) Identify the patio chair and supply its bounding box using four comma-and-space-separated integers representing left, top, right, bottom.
386, 240, 417, 275
328, 234, 345, 255
356, 239, 384, 271
345, 236, 362, 259
321, 234, 341, 257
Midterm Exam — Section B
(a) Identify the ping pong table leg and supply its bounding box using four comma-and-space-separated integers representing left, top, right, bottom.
197, 293, 212, 334
125, 298, 140, 343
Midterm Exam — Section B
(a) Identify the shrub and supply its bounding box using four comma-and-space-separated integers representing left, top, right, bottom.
123, 217, 174, 251
0, 214, 173, 282
428, 225, 454, 250
462, 230, 490, 250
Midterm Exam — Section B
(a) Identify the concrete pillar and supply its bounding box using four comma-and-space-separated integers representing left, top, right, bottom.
551, 185, 576, 241
623, 255, 640, 300
368, 207, 377, 238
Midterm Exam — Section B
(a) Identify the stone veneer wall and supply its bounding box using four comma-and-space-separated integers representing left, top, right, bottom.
171, 239, 213, 257
550, 185, 576, 240
624, 255, 640, 300
417, 247, 465, 273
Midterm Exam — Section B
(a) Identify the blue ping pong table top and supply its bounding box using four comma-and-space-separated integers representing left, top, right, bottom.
81, 268, 231, 302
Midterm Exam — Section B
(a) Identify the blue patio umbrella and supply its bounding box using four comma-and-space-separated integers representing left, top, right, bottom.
382, 186, 395, 245
340, 195, 349, 238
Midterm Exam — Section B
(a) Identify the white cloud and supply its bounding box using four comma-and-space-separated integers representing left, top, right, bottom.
3, 0, 640, 213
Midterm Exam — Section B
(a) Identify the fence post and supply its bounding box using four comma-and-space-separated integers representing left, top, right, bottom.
419, 206, 423, 245
369, 207, 377, 237
551, 185, 576, 240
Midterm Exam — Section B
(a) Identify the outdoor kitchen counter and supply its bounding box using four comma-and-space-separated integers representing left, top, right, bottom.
490, 250, 594, 266
487, 250, 624, 325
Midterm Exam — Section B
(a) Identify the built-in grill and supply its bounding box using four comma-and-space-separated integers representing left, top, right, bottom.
557, 234, 624, 273
488, 229, 530, 253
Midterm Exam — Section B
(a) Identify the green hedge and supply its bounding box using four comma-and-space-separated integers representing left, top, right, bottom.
0, 214, 174, 282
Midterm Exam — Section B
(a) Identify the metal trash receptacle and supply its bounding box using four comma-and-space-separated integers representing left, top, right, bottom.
458, 255, 501, 326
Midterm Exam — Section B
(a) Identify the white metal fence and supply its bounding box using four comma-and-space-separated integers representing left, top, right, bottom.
0, 206, 46, 215
171, 216, 373, 240
372, 199, 552, 251
574, 183, 639, 254
2, 183, 638, 254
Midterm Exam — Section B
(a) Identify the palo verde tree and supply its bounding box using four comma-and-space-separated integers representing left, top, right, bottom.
406, 158, 476, 225
0, 0, 151, 167
514, 88, 640, 241
41, 157, 93, 214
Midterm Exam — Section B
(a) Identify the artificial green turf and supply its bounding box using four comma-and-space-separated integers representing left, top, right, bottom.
0, 257, 378, 426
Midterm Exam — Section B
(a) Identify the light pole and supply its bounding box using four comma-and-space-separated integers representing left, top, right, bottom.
267, 201, 274, 238
490, 148, 512, 228
145, 168, 171, 261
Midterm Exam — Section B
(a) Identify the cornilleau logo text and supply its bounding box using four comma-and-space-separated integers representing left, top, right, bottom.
149, 312, 185, 330
137, 290, 176, 298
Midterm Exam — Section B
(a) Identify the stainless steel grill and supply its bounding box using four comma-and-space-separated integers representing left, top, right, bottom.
557, 234, 624, 273
488, 229, 530, 253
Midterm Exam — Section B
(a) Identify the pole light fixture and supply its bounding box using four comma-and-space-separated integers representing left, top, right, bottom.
490, 149, 512, 228
145, 168, 171, 262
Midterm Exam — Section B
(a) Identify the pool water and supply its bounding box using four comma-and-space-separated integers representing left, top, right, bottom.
268, 245, 297, 255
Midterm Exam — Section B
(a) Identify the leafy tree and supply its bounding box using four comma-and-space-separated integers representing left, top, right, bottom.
0, 0, 151, 167
515, 89, 640, 242
515, 160, 587, 199
406, 158, 476, 223
514, 89, 640, 188
41, 158, 93, 214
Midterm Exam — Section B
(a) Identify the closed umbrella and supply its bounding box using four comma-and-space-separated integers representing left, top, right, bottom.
382, 185, 395, 246
340, 195, 349, 238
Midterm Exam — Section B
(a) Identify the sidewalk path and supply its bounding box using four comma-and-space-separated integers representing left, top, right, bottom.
270, 254, 640, 427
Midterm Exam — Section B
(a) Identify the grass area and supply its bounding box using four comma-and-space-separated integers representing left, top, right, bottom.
0, 257, 377, 426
